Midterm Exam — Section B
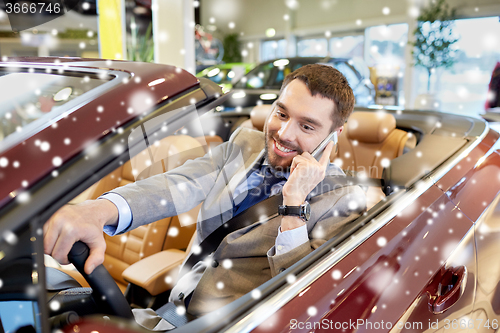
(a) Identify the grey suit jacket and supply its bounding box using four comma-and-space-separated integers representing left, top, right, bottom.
112, 127, 366, 317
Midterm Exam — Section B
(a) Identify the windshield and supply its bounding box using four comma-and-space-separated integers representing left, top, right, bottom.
0, 71, 111, 143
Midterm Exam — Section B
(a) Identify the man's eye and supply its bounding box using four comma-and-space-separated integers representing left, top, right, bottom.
302, 124, 313, 131
277, 111, 287, 119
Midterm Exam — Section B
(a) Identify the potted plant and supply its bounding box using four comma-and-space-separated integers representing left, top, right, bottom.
410, 0, 459, 110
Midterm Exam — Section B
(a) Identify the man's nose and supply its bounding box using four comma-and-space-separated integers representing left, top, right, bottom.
277, 120, 297, 142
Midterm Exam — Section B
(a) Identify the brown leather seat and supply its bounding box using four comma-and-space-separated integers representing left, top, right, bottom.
331, 111, 415, 209
332, 111, 414, 179
64, 135, 205, 292
194, 135, 224, 154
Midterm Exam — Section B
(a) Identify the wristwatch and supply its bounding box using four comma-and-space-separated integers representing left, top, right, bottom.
278, 201, 311, 221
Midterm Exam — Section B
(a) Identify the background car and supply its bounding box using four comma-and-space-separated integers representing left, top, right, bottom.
196, 62, 254, 93
0, 58, 499, 333
218, 56, 375, 112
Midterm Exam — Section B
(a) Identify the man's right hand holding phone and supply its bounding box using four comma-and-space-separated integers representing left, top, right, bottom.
281, 140, 335, 231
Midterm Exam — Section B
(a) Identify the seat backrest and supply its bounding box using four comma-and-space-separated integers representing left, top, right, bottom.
194, 135, 224, 154
99, 135, 205, 289
239, 104, 272, 131
332, 111, 411, 179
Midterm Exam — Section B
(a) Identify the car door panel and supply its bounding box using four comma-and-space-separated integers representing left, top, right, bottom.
251, 184, 476, 333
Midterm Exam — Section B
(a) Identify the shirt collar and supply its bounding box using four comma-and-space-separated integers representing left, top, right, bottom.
261, 156, 290, 179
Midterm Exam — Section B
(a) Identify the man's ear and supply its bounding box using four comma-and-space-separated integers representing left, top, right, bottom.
337, 125, 344, 135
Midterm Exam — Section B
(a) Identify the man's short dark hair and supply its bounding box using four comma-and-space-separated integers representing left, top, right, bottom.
280, 64, 355, 129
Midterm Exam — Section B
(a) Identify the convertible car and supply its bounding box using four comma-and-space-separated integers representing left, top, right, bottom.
0, 58, 499, 333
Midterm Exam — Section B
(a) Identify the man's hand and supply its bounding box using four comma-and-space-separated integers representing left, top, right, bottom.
281, 141, 334, 231
43, 199, 119, 274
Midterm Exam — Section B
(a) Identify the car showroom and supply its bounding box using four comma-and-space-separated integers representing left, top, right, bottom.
0, 0, 500, 332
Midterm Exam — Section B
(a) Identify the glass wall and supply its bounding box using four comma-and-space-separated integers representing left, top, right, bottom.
297, 38, 328, 57
261, 39, 287, 61
329, 35, 364, 59
365, 24, 408, 106
415, 17, 500, 117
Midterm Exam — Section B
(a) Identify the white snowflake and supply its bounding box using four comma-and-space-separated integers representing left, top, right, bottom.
49, 300, 61, 311
17, 192, 30, 204
113, 144, 125, 155
380, 158, 390, 168
347, 200, 358, 210
52, 156, 62, 167
192, 245, 202, 255
222, 259, 232, 269
40, 141, 50, 152
3, 231, 17, 245
376, 237, 387, 247
331, 269, 342, 280
251, 289, 261, 299
168, 227, 179, 237
176, 306, 186, 315
286, 274, 296, 284
307, 306, 317, 316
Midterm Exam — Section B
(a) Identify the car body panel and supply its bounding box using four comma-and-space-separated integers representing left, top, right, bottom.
250, 183, 477, 333
432, 130, 500, 194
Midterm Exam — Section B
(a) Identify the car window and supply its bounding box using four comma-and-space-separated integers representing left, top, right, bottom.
0, 71, 110, 143
331, 62, 361, 88
234, 63, 274, 89
269, 60, 316, 88
205, 68, 229, 84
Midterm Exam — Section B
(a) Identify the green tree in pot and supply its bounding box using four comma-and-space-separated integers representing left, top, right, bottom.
410, 0, 459, 109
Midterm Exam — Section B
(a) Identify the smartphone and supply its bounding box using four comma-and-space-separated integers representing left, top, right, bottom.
311, 131, 338, 161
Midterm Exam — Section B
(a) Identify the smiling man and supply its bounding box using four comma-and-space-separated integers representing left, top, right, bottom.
44, 64, 366, 330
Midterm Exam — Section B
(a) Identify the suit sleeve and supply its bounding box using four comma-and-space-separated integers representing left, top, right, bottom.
109, 131, 245, 234
267, 185, 366, 276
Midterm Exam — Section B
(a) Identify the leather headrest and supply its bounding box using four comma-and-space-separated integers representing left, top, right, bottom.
153, 135, 205, 171
250, 104, 272, 131
346, 112, 396, 143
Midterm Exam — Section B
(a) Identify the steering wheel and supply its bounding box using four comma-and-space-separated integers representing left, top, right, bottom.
68, 241, 134, 319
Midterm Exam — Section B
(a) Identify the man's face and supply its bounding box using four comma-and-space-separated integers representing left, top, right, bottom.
265, 79, 337, 170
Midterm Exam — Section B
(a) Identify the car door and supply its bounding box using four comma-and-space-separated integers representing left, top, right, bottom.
435, 133, 500, 333
247, 182, 476, 333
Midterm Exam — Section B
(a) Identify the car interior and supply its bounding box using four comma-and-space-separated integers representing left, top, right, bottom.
1, 96, 485, 332
45, 104, 420, 312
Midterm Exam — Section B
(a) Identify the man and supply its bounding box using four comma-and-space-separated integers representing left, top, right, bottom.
44, 64, 366, 329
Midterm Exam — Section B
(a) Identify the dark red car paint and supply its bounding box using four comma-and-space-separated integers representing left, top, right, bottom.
0, 59, 198, 208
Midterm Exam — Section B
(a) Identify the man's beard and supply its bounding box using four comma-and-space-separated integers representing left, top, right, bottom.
264, 130, 303, 173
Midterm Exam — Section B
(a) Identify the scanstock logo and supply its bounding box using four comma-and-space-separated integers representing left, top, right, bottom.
1, 0, 83, 31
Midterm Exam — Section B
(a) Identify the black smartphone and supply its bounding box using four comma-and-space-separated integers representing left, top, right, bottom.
311, 131, 338, 161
